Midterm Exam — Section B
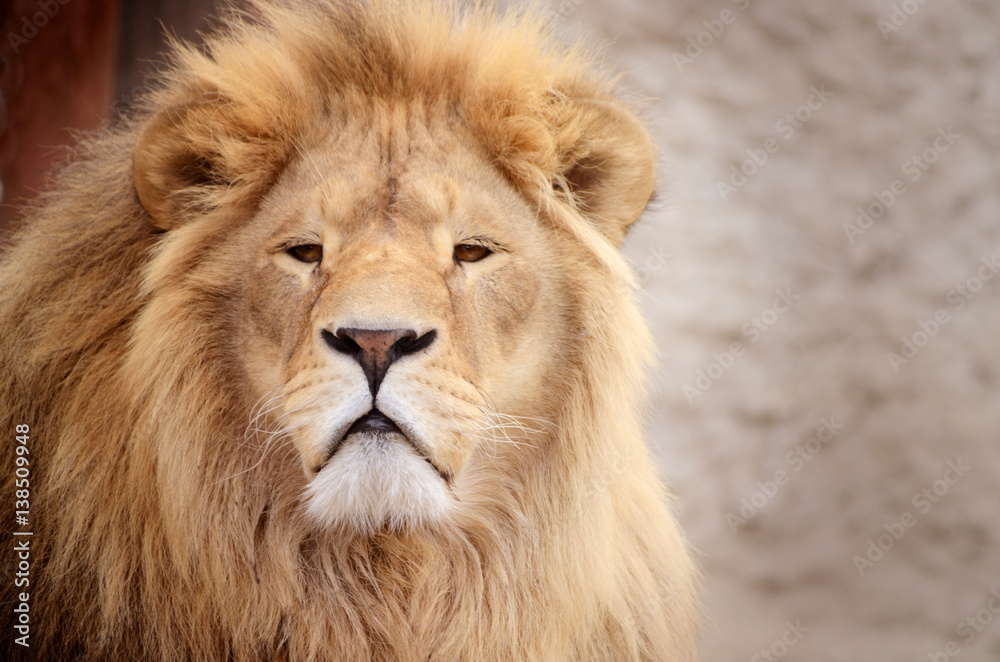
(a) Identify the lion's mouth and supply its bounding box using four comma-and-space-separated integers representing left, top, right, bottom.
326, 409, 450, 483
346, 409, 402, 436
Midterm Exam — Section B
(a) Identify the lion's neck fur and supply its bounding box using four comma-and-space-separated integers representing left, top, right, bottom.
34, 358, 689, 661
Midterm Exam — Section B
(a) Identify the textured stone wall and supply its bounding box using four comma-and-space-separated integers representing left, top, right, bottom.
555, 0, 1000, 659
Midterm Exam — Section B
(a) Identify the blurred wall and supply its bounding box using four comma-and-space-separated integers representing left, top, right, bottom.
553, 1, 1000, 660
114, 0, 225, 109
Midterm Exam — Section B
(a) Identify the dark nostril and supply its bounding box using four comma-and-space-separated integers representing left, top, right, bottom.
323, 326, 437, 397
322, 329, 361, 356
394, 329, 436, 356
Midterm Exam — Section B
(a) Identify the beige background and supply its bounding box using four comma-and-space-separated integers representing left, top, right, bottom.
537, 0, 1000, 659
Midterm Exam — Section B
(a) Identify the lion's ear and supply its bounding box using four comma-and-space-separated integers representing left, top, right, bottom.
133, 99, 220, 230
550, 98, 657, 246
133, 91, 286, 230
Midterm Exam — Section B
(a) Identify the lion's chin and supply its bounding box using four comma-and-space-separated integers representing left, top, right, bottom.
304, 432, 452, 533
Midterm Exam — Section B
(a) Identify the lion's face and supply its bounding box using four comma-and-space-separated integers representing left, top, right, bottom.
129, 11, 657, 536
219, 116, 564, 531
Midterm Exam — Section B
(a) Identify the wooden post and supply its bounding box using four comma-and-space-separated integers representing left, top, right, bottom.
0, 0, 121, 231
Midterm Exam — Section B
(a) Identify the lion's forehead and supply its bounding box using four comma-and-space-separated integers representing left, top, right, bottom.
259, 111, 526, 242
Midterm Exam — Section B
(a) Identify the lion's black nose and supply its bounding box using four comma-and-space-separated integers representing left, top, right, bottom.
322, 327, 436, 397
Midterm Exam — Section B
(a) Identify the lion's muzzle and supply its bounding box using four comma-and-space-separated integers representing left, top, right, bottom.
322, 327, 437, 397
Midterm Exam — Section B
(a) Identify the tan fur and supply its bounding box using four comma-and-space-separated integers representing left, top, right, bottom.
0, 1, 698, 659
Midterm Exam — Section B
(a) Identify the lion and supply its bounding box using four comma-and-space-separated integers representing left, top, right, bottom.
0, 1, 699, 659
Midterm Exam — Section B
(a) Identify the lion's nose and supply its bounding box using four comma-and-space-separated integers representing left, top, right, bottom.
322, 327, 436, 397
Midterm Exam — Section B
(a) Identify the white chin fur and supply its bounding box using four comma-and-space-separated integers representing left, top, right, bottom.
304, 432, 451, 533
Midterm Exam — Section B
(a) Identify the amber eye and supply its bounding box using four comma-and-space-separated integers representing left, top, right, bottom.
454, 243, 491, 263
287, 243, 323, 263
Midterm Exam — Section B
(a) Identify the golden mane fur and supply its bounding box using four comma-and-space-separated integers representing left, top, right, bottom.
0, 1, 699, 659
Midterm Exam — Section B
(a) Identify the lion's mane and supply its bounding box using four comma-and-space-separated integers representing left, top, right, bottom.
0, 1, 698, 659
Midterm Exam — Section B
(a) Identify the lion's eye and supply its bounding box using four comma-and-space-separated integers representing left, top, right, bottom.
287, 244, 323, 263
454, 244, 491, 263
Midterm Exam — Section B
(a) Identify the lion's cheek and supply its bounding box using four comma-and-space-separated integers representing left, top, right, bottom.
247, 263, 304, 331
229, 273, 302, 397
470, 267, 555, 404
483, 268, 538, 333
